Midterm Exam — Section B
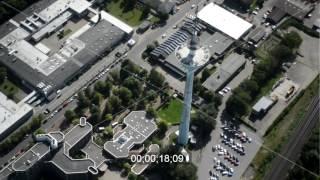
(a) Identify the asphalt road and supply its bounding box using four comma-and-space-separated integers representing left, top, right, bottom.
264, 97, 320, 180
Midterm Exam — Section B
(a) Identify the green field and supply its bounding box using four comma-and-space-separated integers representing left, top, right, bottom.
0, 79, 20, 102
105, 0, 145, 26
157, 99, 184, 125
251, 76, 319, 179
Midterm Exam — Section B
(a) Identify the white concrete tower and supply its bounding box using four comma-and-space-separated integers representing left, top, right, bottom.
175, 23, 210, 146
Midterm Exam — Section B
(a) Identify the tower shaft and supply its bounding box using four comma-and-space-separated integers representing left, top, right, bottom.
178, 69, 195, 145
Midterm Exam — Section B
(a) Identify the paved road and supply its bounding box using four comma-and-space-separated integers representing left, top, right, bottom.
264, 97, 320, 180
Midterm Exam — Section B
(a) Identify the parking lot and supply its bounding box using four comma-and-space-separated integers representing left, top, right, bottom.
207, 124, 261, 180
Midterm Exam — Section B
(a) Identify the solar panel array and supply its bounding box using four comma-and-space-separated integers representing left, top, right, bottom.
151, 20, 203, 59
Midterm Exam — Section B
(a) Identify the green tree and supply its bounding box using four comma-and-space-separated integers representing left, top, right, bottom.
171, 162, 198, 180
78, 91, 90, 109
109, 69, 120, 85
191, 111, 216, 138
109, 95, 121, 113
104, 114, 113, 123
103, 126, 113, 138
92, 92, 103, 105
281, 31, 302, 49
270, 44, 294, 62
240, 79, 259, 97
118, 87, 132, 106
85, 87, 93, 98
226, 95, 249, 117
146, 90, 157, 102
103, 101, 113, 115
64, 110, 76, 122
123, 77, 142, 98
146, 107, 157, 118
157, 120, 168, 136
148, 68, 165, 87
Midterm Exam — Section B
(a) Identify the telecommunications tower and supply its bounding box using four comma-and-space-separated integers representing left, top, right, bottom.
175, 22, 210, 145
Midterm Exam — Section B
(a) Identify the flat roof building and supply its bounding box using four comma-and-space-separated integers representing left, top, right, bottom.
268, 0, 315, 23
0, 118, 105, 180
203, 53, 246, 92
197, 3, 253, 40
104, 111, 157, 158
247, 27, 266, 43
0, 0, 131, 101
252, 96, 275, 115
0, 92, 33, 140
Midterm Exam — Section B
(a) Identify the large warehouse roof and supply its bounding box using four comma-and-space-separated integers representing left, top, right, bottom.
197, 3, 253, 40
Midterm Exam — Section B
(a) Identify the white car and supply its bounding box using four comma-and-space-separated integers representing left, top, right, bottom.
218, 91, 225, 96
225, 87, 231, 91
191, 4, 196, 9
222, 88, 228, 93
161, 34, 167, 39
222, 171, 229, 176
252, 11, 258, 15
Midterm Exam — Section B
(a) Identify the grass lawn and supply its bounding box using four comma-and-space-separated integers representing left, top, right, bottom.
0, 79, 19, 102
157, 99, 184, 125
105, 0, 145, 26
251, 76, 319, 179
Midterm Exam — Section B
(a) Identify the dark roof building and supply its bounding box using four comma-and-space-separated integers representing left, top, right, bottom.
203, 54, 246, 92
247, 26, 266, 43
268, 0, 315, 23
0, 0, 128, 101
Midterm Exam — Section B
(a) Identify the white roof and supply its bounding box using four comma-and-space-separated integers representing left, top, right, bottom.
0, 92, 33, 136
91, 11, 133, 34
197, 3, 253, 40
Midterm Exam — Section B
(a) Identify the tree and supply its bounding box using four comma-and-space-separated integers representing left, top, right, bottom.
0, 67, 7, 84
95, 81, 112, 97
103, 126, 113, 138
92, 92, 103, 106
120, 59, 140, 80
170, 163, 198, 180
202, 90, 222, 106
78, 91, 90, 109
192, 111, 216, 137
201, 68, 211, 82
240, 79, 259, 97
109, 69, 120, 85
281, 31, 302, 49
226, 95, 249, 117
109, 95, 121, 113
140, 6, 150, 20
157, 120, 168, 136
148, 68, 165, 87
270, 44, 294, 62
33, 128, 45, 136
123, 77, 142, 98
118, 87, 132, 106
85, 87, 93, 98
103, 101, 113, 115
64, 110, 76, 122
146, 107, 157, 118
146, 90, 157, 102
104, 114, 113, 123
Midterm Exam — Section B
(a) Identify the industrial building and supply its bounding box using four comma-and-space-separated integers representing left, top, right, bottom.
0, 0, 133, 101
197, 3, 253, 40
0, 92, 33, 140
203, 53, 246, 92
